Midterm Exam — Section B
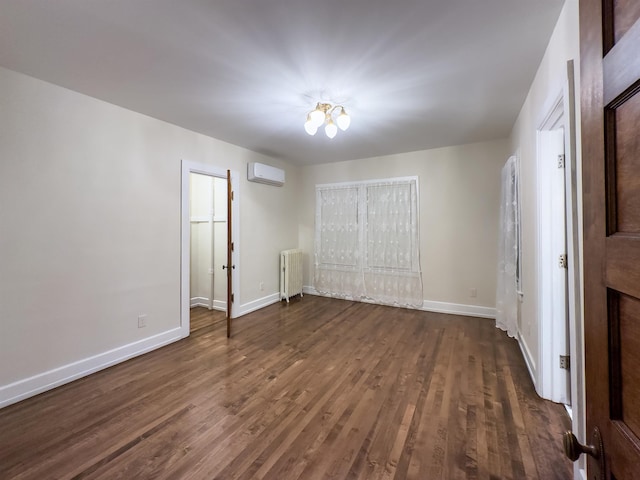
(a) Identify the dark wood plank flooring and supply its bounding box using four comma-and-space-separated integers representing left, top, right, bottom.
0, 296, 573, 479
190, 306, 225, 333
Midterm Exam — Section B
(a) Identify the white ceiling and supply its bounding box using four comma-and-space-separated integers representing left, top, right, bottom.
0, 0, 565, 165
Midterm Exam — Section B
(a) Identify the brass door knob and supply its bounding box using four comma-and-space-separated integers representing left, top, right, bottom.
563, 428, 605, 480
563, 431, 599, 461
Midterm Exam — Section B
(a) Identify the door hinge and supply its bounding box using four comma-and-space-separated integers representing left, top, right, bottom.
231, 241, 234, 251
558, 154, 565, 168
231, 293, 235, 303
558, 254, 568, 269
231, 191, 234, 201
560, 355, 570, 370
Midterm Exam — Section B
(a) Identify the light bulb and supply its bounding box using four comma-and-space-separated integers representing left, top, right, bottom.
309, 106, 325, 127
336, 108, 351, 131
304, 114, 318, 135
304, 120, 318, 135
325, 120, 338, 139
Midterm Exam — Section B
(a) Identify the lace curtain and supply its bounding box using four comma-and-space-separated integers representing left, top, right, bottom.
314, 178, 423, 307
495, 156, 520, 338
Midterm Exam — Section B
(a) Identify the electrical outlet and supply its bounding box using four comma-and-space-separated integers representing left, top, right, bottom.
260, 282, 264, 291
470, 288, 477, 298
138, 314, 147, 328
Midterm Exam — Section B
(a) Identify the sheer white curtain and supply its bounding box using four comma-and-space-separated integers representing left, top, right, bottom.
495, 156, 520, 338
314, 186, 363, 298
315, 178, 423, 307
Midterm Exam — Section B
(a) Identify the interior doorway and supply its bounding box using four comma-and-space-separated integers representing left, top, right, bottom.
189, 173, 227, 332
536, 62, 582, 419
537, 105, 571, 405
180, 160, 239, 338
537, 63, 586, 479
189, 173, 227, 311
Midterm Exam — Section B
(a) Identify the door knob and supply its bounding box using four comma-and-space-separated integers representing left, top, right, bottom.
563, 430, 599, 461
563, 428, 605, 479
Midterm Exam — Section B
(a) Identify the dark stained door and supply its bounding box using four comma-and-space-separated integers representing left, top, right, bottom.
580, 0, 640, 478
225, 169, 234, 338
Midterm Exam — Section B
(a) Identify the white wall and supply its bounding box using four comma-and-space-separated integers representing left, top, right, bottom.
0, 66, 299, 406
509, 0, 580, 382
299, 139, 510, 314
509, 2, 583, 477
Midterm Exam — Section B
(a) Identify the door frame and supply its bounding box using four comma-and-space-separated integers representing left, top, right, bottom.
563, 59, 587, 480
536, 93, 571, 404
180, 160, 240, 338
535, 62, 584, 448
535, 65, 585, 480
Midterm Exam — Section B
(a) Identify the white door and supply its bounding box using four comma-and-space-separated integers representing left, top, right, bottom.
537, 107, 571, 405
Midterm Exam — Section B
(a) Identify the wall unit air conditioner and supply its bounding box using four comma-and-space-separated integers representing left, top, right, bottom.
247, 162, 285, 186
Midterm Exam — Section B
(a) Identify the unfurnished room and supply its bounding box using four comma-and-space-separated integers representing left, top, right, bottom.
1, 1, 640, 479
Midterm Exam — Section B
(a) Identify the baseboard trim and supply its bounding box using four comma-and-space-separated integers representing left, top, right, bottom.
420, 300, 496, 319
235, 292, 280, 317
518, 332, 537, 389
0, 327, 183, 409
190, 299, 226, 311
212, 300, 226, 312
190, 296, 210, 308
303, 286, 496, 319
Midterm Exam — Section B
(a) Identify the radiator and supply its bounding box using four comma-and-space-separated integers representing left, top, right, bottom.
280, 249, 304, 303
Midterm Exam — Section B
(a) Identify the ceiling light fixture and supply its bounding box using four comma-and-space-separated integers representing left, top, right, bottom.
304, 102, 351, 139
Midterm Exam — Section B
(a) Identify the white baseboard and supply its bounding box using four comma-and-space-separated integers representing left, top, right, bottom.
190, 296, 209, 308
235, 292, 280, 317
518, 332, 537, 388
303, 286, 335, 297
420, 300, 496, 319
303, 286, 496, 319
191, 298, 226, 311
0, 327, 183, 409
212, 300, 226, 312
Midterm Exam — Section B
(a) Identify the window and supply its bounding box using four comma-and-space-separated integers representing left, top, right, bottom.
314, 177, 423, 307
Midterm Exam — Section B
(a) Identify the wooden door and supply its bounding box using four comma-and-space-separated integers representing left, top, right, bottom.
579, 0, 640, 478
225, 169, 234, 338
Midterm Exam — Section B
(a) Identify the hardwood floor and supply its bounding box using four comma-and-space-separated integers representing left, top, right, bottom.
189, 306, 225, 333
0, 296, 573, 479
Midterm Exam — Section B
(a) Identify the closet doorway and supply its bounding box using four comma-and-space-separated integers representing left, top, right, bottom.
189, 173, 227, 332
180, 160, 239, 339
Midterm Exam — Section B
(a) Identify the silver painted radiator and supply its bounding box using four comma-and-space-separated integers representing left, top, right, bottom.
280, 249, 304, 303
